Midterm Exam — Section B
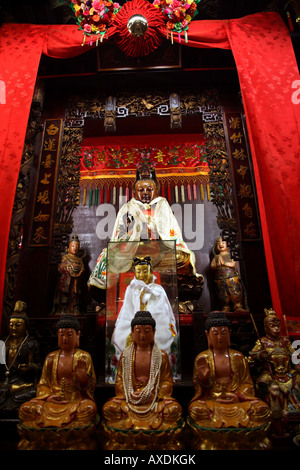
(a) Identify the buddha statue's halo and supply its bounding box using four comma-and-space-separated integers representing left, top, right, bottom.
127, 14, 148, 37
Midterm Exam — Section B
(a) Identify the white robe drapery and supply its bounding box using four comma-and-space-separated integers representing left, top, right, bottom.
111, 275, 177, 360
88, 196, 197, 289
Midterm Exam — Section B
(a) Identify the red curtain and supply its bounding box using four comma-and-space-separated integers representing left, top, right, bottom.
0, 12, 299, 328
224, 14, 300, 323
0, 25, 48, 326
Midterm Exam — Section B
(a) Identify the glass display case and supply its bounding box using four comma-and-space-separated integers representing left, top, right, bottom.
105, 239, 180, 383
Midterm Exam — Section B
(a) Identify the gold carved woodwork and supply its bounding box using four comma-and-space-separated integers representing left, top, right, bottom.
104, 96, 116, 132
51, 126, 83, 264
203, 118, 240, 259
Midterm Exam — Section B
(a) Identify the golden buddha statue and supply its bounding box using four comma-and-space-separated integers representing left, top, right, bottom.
249, 308, 300, 433
211, 237, 245, 312
102, 311, 184, 450
18, 315, 98, 450
187, 311, 271, 450
0, 301, 41, 414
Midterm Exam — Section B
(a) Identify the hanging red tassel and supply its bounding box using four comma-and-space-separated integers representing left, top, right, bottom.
126, 186, 129, 201
106, 184, 110, 203
193, 183, 197, 201
161, 182, 165, 198
168, 183, 171, 201
187, 183, 192, 201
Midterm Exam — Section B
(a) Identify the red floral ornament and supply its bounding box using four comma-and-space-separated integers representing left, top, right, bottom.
109, 0, 165, 57
153, 0, 200, 36
71, 0, 122, 43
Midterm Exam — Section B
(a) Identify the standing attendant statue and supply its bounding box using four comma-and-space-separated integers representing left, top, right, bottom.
55, 234, 85, 314
211, 236, 244, 312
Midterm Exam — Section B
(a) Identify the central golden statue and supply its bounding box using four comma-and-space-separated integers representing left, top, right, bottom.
187, 311, 271, 450
88, 163, 201, 290
102, 310, 184, 450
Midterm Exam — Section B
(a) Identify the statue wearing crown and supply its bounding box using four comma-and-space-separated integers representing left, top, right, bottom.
88, 163, 203, 291
249, 308, 300, 434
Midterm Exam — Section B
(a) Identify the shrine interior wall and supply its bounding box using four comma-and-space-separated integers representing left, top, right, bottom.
3, 70, 272, 378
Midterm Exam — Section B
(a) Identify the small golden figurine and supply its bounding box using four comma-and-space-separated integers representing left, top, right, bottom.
187, 311, 271, 450
102, 311, 184, 450
18, 315, 98, 450
55, 234, 85, 314
211, 236, 244, 312
0, 301, 41, 414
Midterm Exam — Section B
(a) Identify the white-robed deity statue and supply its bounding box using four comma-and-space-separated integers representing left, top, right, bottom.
111, 256, 177, 361
88, 163, 200, 290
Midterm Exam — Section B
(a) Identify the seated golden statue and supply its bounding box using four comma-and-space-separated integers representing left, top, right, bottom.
102, 311, 184, 450
249, 308, 300, 432
18, 315, 98, 450
187, 312, 271, 450
88, 163, 202, 290
0, 301, 41, 414
111, 256, 177, 366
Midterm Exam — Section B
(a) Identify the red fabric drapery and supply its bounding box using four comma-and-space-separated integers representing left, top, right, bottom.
0, 11, 299, 329
224, 15, 300, 324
